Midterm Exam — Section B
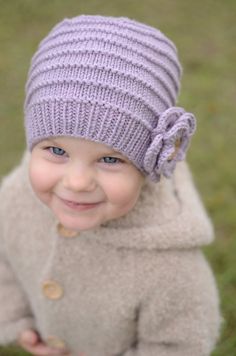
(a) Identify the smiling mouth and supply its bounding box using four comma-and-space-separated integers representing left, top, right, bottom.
59, 197, 101, 211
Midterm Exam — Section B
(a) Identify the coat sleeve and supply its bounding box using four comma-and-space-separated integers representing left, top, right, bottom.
0, 186, 35, 345
0, 252, 36, 345
121, 251, 221, 356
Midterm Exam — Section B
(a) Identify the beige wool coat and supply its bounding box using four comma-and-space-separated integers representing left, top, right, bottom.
0, 152, 221, 356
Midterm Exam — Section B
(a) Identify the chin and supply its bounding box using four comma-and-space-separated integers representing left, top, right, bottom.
58, 215, 102, 232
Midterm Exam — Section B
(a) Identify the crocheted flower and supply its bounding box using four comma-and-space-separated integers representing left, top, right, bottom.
143, 107, 196, 182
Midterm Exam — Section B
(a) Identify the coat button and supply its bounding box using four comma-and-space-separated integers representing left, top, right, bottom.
57, 223, 80, 238
42, 280, 64, 300
46, 335, 66, 349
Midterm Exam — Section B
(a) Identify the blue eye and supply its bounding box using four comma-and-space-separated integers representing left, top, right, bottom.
50, 147, 66, 156
102, 157, 121, 164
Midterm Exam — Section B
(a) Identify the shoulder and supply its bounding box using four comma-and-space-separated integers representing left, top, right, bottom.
136, 248, 219, 309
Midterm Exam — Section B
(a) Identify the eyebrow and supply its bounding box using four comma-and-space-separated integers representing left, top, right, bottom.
43, 138, 61, 145
102, 149, 126, 158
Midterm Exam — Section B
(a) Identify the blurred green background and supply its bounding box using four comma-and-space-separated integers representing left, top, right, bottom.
0, 0, 235, 355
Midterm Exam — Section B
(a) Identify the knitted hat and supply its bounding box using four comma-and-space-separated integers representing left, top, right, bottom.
24, 15, 196, 182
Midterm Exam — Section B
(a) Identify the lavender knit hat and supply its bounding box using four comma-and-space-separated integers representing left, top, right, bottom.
24, 15, 196, 182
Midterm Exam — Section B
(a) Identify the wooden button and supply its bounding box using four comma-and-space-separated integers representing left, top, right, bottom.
46, 336, 66, 349
167, 137, 181, 161
57, 223, 80, 238
42, 280, 63, 300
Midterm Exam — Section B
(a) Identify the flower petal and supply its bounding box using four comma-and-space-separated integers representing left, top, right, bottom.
143, 107, 196, 182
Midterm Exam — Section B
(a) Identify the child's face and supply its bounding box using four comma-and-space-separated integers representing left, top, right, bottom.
29, 136, 144, 231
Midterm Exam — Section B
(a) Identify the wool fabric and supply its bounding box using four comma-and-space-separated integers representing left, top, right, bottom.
24, 15, 196, 181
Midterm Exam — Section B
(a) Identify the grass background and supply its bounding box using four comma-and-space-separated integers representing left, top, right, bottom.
0, 0, 235, 354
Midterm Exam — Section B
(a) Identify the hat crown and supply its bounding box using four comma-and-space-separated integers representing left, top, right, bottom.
25, 15, 181, 109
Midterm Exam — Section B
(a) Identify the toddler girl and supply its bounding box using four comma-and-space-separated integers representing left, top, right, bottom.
0, 15, 221, 356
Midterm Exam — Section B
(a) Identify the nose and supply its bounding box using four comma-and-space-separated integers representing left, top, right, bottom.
63, 163, 96, 192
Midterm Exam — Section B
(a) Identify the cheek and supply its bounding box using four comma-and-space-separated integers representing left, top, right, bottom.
29, 160, 55, 195
105, 175, 143, 208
